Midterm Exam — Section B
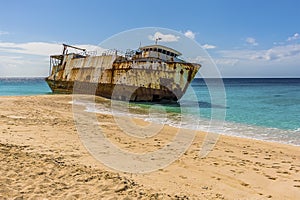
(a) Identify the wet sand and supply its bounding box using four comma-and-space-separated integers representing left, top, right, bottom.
0, 95, 299, 199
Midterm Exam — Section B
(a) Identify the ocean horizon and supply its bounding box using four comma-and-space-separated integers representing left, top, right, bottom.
1, 77, 299, 146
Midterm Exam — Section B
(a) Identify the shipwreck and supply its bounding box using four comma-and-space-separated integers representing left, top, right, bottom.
46, 43, 201, 102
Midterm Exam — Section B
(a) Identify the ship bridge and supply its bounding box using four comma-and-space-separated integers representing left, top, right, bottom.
136, 45, 182, 61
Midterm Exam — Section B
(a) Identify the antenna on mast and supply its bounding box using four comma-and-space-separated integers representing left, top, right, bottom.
155, 37, 162, 45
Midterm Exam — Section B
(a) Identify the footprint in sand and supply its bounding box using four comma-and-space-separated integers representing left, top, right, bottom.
277, 170, 290, 175
252, 167, 259, 171
267, 176, 277, 180
240, 182, 249, 187
179, 175, 187, 179
263, 173, 277, 180
271, 165, 280, 169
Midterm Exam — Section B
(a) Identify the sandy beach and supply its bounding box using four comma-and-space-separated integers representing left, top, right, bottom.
0, 95, 299, 199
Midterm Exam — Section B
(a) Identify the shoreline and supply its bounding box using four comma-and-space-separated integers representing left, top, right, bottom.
72, 95, 300, 148
1, 95, 300, 199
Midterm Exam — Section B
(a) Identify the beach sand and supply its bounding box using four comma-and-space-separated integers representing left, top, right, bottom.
0, 95, 299, 199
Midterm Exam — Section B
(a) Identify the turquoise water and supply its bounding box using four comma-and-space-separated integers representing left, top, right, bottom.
191, 78, 300, 131
1, 77, 300, 145
0, 77, 51, 96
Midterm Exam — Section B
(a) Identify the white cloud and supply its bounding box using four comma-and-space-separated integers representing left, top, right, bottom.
219, 44, 300, 62
253, 44, 300, 61
184, 30, 196, 39
201, 44, 217, 49
0, 31, 9, 36
187, 56, 238, 66
287, 33, 300, 41
0, 55, 27, 67
215, 58, 239, 66
216, 45, 300, 77
0, 42, 106, 77
0, 42, 62, 56
191, 39, 300, 77
219, 49, 259, 60
148, 32, 180, 42
0, 54, 48, 77
0, 42, 105, 56
246, 37, 258, 46
186, 55, 208, 64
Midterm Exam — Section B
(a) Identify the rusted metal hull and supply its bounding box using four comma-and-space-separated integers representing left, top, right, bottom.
46, 52, 200, 102
46, 80, 179, 101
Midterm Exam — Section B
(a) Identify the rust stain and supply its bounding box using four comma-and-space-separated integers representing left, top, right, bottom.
46, 44, 201, 102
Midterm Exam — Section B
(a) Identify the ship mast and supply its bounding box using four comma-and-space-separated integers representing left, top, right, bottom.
62, 43, 86, 55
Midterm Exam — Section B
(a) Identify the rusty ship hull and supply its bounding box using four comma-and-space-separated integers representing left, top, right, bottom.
46, 44, 201, 102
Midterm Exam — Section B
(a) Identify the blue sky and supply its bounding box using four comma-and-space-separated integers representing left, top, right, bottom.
0, 0, 300, 77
